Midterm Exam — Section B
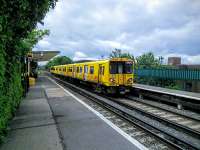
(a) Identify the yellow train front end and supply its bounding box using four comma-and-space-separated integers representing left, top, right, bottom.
107, 58, 134, 94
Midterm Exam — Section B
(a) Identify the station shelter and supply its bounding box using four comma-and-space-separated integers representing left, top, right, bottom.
22, 51, 59, 95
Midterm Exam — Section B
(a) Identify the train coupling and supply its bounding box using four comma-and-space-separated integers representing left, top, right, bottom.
119, 86, 130, 95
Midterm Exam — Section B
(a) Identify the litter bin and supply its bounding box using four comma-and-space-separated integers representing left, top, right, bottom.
29, 77, 35, 86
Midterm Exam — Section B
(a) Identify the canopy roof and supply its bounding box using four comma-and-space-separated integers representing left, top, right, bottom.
32, 51, 60, 61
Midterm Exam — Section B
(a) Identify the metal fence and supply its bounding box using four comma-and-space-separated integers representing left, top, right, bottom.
134, 68, 200, 80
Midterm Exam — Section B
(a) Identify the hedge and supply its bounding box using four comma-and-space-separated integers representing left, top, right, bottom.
0, 0, 57, 144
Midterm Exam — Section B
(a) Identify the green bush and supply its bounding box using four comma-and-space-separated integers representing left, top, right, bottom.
0, 61, 23, 143
0, 0, 57, 144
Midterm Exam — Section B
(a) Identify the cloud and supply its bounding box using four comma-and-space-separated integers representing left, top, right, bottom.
73, 51, 98, 61
37, 39, 51, 48
74, 51, 87, 58
35, 0, 200, 64
187, 55, 200, 64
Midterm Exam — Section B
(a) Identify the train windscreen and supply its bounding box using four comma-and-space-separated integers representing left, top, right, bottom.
124, 61, 133, 74
110, 61, 133, 74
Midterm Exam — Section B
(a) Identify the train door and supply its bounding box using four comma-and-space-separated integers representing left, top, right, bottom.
73, 65, 76, 78
98, 64, 104, 84
118, 63, 124, 85
109, 61, 118, 85
84, 65, 88, 81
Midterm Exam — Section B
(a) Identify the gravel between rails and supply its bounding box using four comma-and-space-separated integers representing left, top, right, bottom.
128, 96, 200, 121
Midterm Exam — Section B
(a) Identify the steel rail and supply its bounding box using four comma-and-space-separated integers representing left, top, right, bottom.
105, 96, 200, 140
50, 75, 198, 150
127, 96, 200, 122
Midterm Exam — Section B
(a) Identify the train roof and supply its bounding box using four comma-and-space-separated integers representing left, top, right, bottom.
51, 58, 133, 68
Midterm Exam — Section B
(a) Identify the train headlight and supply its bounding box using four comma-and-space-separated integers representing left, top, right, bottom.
127, 78, 133, 83
109, 78, 115, 83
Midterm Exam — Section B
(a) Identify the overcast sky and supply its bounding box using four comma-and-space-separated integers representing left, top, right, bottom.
35, 0, 200, 64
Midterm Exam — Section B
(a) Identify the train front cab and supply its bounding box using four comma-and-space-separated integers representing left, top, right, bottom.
106, 58, 134, 94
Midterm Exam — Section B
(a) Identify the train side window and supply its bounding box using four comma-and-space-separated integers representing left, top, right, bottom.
80, 67, 82, 73
118, 63, 123, 74
84, 65, 88, 73
90, 66, 94, 74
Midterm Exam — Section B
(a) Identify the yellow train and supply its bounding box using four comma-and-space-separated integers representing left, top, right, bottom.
50, 58, 134, 94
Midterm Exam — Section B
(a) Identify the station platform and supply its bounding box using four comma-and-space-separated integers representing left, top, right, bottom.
0, 76, 145, 150
133, 83, 200, 101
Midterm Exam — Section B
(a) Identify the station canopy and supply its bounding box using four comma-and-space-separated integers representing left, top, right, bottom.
32, 51, 60, 62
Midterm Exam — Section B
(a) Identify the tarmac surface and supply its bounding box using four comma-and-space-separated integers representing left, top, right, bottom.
0, 76, 144, 150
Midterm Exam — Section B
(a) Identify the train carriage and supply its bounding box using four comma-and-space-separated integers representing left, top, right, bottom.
50, 58, 134, 94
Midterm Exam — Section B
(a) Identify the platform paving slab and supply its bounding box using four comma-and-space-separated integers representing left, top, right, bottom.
45, 77, 142, 150
133, 83, 200, 100
0, 125, 62, 150
1, 76, 144, 150
0, 78, 63, 150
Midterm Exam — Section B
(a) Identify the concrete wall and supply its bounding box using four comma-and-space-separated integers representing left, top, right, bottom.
192, 81, 200, 93
179, 80, 200, 93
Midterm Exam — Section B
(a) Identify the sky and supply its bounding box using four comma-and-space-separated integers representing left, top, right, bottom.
34, 0, 200, 64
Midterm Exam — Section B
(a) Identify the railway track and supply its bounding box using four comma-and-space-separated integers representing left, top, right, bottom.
127, 96, 200, 121
106, 96, 200, 135
49, 74, 200, 150
123, 96, 200, 132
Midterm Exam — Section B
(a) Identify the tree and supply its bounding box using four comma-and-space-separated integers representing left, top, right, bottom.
136, 52, 160, 68
109, 48, 123, 58
46, 56, 73, 69
109, 48, 135, 63
0, 0, 57, 143
135, 52, 179, 89
17, 29, 50, 55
